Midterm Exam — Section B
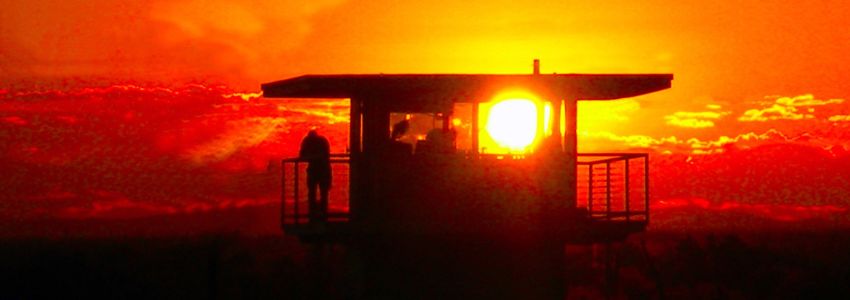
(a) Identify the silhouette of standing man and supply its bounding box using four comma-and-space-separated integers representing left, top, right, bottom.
299, 129, 332, 223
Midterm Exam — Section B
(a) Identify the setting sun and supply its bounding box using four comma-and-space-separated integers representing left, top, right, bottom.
485, 98, 539, 151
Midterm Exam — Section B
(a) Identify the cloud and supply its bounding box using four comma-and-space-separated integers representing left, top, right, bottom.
182, 117, 289, 164
664, 110, 730, 128
151, 2, 266, 38
738, 104, 812, 121
148, 0, 346, 80
685, 130, 789, 150
775, 94, 844, 107
828, 115, 850, 122
278, 99, 351, 124
60, 198, 179, 219
655, 198, 847, 222
581, 129, 793, 154
56, 195, 279, 219
738, 94, 845, 122
0, 0, 346, 87
1, 116, 28, 126
665, 117, 713, 128
580, 131, 680, 149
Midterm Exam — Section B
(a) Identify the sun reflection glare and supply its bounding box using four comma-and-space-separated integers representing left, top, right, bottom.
478, 90, 558, 154
485, 98, 538, 151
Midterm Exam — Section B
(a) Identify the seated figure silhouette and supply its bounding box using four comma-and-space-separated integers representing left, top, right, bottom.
299, 129, 332, 223
417, 128, 457, 155
387, 119, 413, 156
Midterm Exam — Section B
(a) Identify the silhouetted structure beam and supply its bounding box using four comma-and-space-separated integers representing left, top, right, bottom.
262, 74, 673, 101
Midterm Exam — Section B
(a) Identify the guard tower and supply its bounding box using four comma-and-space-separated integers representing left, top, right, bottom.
263, 63, 672, 298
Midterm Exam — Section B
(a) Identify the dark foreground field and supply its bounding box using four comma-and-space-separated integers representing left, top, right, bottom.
566, 230, 850, 299
2, 229, 850, 299
0, 234, 311, 299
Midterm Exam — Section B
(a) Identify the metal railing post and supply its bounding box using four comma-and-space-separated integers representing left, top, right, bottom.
294, 161, 300, 225
644, 155, 650, 223
279, 154, 353, 230
281, 160, 286, 229
606, 162, 611, 221
588, 164, 594, 217
577, 153, 650, 223
624, 158, 630, 223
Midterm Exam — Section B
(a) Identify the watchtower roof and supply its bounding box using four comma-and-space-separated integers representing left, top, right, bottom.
261, 74, 673, 101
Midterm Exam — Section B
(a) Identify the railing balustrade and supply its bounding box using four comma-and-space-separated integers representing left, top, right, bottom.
576, 153, 649, 223
280, 152, 650, 230
280, 154, 351, 228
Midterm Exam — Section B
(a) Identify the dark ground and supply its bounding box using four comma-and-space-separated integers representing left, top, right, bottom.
1, 228, 850, 299
566, 230, 850, 299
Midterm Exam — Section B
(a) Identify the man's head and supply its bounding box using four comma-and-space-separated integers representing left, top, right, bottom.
391, 120, 410, 140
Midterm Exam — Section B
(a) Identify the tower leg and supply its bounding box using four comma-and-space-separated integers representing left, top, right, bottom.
305, 241, 331, 299
352, 236, 567, 299
602, 242, 621, 299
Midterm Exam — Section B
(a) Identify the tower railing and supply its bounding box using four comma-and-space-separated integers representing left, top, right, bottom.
280, 154, 351, 229
280, 152, 649, 231
576, 153, 649, 223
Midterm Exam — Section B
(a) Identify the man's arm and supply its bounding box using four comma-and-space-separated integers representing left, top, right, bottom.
299, 138, 310, 160
321, 138, 331, 157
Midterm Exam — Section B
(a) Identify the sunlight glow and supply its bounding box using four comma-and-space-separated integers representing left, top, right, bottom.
485, 98, 538, 151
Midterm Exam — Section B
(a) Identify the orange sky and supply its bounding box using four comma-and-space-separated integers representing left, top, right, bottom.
2, 1, 848, 94
2, 0, 850, 228
3, 0, 849, 141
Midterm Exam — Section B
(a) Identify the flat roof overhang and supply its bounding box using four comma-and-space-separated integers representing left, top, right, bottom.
261, 74, 673, 101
